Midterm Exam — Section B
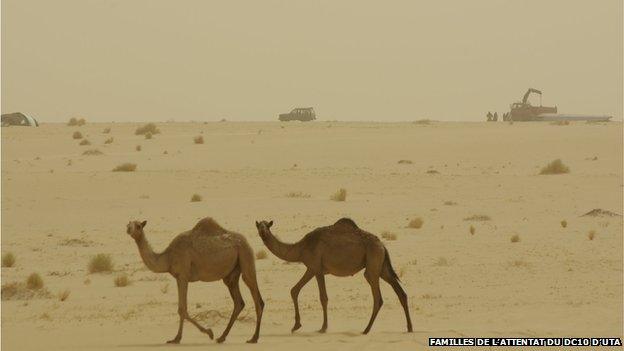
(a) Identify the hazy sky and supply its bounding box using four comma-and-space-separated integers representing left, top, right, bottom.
2, 0, 622, 122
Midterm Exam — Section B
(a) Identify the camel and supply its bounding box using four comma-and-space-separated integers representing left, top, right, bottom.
255, 218, 412, 334
126, 217, 264, 344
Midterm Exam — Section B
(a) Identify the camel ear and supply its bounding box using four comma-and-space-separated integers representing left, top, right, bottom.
268, 220, 273, 228
140, 220, 147, 228
255, 221, 259, 227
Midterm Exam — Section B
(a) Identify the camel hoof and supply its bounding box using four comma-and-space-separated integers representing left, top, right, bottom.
166, 339, 180, 344
205, 328, 214, 339
291, 322, 302, 333
216, 336, 226, 344
318, 328, 327, 333
246, 338, 258, 344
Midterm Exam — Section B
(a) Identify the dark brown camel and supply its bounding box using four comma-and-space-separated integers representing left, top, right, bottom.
255, 218, 412, 334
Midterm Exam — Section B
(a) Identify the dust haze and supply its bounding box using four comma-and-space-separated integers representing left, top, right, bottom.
2, 0, 622, 121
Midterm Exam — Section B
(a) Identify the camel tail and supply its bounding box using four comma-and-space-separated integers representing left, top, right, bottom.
383, 247, 400, 282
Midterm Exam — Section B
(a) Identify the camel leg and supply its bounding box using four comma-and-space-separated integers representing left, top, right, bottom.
362, 269, 383, 334
381, 271, 413, 332
315, 274, 329, 333
241, 267, 264, 343
290, 268, 315, 333
167, 278, 187, 344
217, 267, 244, 343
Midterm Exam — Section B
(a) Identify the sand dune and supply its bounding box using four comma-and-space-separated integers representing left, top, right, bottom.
1, 121, 622, 350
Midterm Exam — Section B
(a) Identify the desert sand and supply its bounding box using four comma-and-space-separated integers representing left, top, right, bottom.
1, 121, 622, 350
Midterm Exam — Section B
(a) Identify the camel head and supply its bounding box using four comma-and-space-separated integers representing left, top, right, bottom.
127, 220, 147, 240
255, 220, 273, 241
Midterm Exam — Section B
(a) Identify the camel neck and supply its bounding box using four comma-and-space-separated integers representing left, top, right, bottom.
262, 231, 301, 262
135, 234, 170, 273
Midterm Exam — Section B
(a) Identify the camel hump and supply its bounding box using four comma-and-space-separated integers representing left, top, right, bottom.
334, 217, 359, 228
192, 217, 227, 235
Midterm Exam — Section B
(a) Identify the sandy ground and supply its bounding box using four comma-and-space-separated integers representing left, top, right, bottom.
1, 121, 622, 350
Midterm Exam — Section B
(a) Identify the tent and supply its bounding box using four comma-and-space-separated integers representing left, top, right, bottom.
1, 112, 39, 127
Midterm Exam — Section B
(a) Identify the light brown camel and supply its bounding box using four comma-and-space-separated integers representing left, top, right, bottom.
255, 218, 412, 334
126, 217, 264, 344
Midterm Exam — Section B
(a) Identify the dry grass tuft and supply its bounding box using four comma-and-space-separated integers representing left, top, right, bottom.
550, 120, 570, 126
58, 289, 71, 302
67, 117, 86, 126
588, 230, 596, 240
560, 220, 568, 228
2, 281, 51, 300
104, 137, 114, 144
510, 234, 520, 243
114, 274, 130, 287
26, 273, 44, 290
72, 131, 83, 139
79, 139, 91, 146
2, 252, 16, 267
381, 231, 397, 241
112, 163, 137, 172
444, 200, 457, 206
433, 257, 448, 266
469, 225, 476, 235
190, 194, 202, 202
397, 159, 413, 164
135, 123, 160, 135
102, 127, 111, 134
286, 192, 311, 198
330, 188, 347, 201
539, 159, 570, 175
136, 145, 142, 151
82, 149, 103, 156
426, 169, 439, 174
256, 250, 268, 260
407, 217, 424, 229
88, 254, 113, 273
194, 135, 204, 144
464, 214, 491, 221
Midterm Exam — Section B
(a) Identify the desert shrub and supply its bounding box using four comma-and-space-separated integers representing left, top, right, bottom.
135, 123, 160, 135
426, 169, 439, 174
136, 145, 142, 151
104, 137, 114, 144
72, 131, 83, 139
256, 250, 268, 260
560, 220, 567, 228
102, 127, 111, 134
83, 149, 103, 156
588, 230, 596, 240
1, 282, 51, 300
2, 252, 15, 267
330, 188, 347, 202
381, 231, 397, 241
444, 201, 457, 206
286, 192, 311, 198
58, 289, 70, 302
26, 273, 44, 290
407, 217, 424, 229
464, 214, 491, 221
114, 274, 130, 287
67, 117, 86, 126
145, 132, 152, 140
434, 257, 448, 266
88, 254, 113, 273
79, 139, 91, 146
112, 163, 137, 172
550, 120, 570, 126
190, 194, 202, 202
510, 234, 520, 243
469, 225, 476, 235
194, 135, 204, 144
539, 159, 569, 175
398, 159, 413, 164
